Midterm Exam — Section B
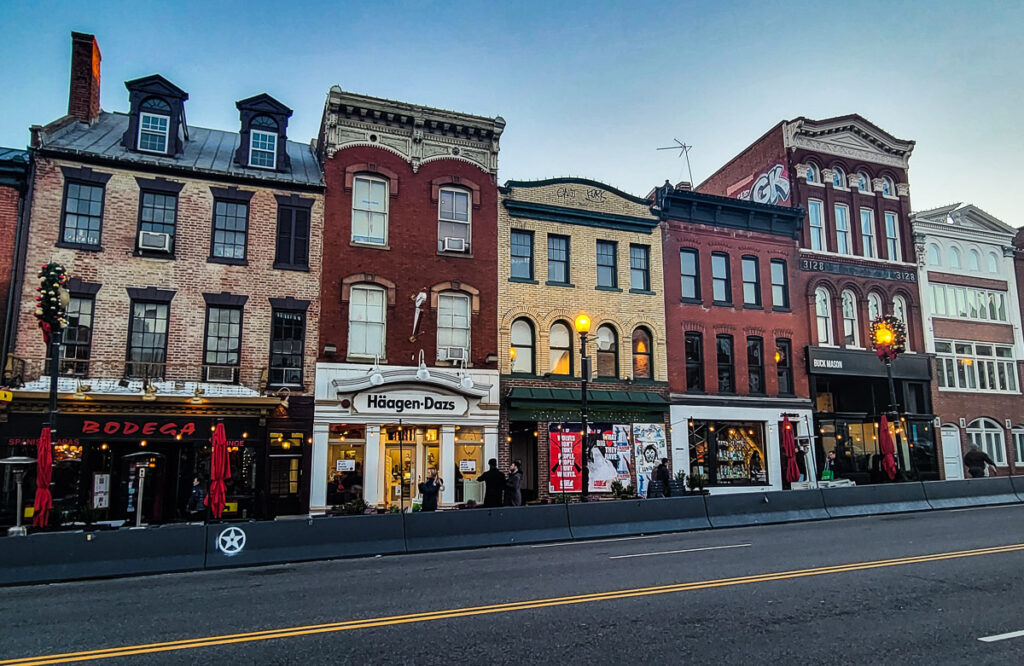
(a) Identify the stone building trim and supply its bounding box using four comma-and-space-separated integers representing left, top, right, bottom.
269, 296, 310, 311
209, 185, 254, 202
340, 273, 397, 305
429, 281, 480, 314
125, 286, 175, 302
134, 176, 184, 194
274, 193, 314, 208
66, 278, 101, 296
202, 291, 249, 307
430, 175, 482, 207
60, 165, 112, 185
343, 163, 400, 196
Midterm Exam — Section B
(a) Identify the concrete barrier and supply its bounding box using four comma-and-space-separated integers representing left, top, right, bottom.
204, 514, 406, 569
705, 489, 828, 528
821, 482, 929, 518
1009, 476, 1024, 501
404, 504, 571, 553
567, 496, 710, 539
923, 477, 1021, 510
0, 524, 206, 585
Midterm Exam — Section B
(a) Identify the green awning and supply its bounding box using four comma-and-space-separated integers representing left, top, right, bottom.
505, 387, 668, 422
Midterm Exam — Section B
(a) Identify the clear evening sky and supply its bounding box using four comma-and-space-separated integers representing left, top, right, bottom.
1, 1, 1021, 224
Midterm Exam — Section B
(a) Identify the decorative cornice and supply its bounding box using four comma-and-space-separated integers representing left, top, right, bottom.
788, 134, 909, 169
331, 368, 489, 398
503, 199, 659, 234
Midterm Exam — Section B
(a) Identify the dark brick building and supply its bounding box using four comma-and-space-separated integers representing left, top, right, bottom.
698, 115, 939, 483
0, 147, 30, 366
312, 87, 504, 511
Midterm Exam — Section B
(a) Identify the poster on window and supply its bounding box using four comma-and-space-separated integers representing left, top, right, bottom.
549, 428, 582, 493
633, 423, 668, 498
549, 424, 632, 493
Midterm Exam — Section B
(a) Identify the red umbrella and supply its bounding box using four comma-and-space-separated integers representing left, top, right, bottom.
32, 427, 53, 527
879, 414, 897, 481
205, 423, 231, 519
782, 416, 801, 484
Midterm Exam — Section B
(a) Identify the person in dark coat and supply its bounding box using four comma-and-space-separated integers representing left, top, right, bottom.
504, 460, 523, 507
186, 477, 206, 521
418, 468, 443, 511
964, 444, 997, 478
654, 458, 671, 497
477, 458, 506, 508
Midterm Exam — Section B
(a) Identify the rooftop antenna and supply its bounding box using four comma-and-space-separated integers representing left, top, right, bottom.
657, 138, 694, 185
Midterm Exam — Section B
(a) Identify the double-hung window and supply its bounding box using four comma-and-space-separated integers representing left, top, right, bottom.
60, 296, 94, 376
211, 199, 249, 261
437, 292, 471, 358
351, 176, 388, 246
717, 334, 735, 393
249, 130, 277, 169
747, 336, 765, 395
884, 212, 900, 260
510, 230, 534, 280
685, 332, 704, 392
630, 244, 650, 291
127, 301, 169, 379
138, 191, 177, 253
596, 241, 617, 288
62, 182, 104, 247
138, 112, 170, 153
680, 248, 700, 301
834, 204, 851, 254
741, 256, 760, 306
775, 338, 793, 396
547, 235, 570, 284
632, 327, 653, 380
204, 307, 242, 381
711, 252, 731, 304
860, 208, 876, 258
808, 200, 824, 251
348, 285, 386, 358
275, 204, 310, 269
438, 188, 471, 252
269, 309, 305, 386
770, 259, 788, 309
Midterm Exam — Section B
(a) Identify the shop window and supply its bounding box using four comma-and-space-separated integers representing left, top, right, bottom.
510, 318, 535, 374
203, 306, 242, 382
269, 309, 305, 386
596, 240, 617, 288
815, 288, 834, 345
834, 204, 850, 254
596, 324, 618, 379
126, 300, 169, 379
741, 256, 760, 306
711, 252, 731, 304
770, 259, 788, 309
454, 427, 485, 503
348, 284, 386, 359
775, 338, 793, 396
685, 331, 703, 392
747, 336, 764, 395
438, 187, 471, 252
680, 248, 700, 301
352, 175, 389, 246
549, 321, 573, 375
859, 208, 875, 258
841, 290, 859, 347
629, 244, 650, 291
967, 418, 1006, 466
510, 230, 534, 280
689, 420, 767, 487
327, 425, 366, 506
632, 327, 652, 380
547, 234, 570, 284
437, 292, 470, 359
808, 200, 824, 251
716, 334, 734, 393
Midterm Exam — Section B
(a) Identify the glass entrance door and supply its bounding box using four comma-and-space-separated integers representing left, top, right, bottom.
384, 444, 415, 508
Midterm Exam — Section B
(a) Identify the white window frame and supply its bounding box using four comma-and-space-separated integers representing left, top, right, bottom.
249, 130, 277, 169
987, 252, 1000, 274
841, 290, 859, 347
806, 162, 821, 185
867, 292, 883, 321
815, 287, 834, 346
437, 187, 472, 252
967, 418, 1007, 466
928, 283, 1008, 323
138, 112, 170, 154
831, 166, 847, 189
935, 339, 1018, 394
857, 171, 871, 193
348, 284, 386, 359
926, 243, 940, 266
892, 296, 909, 350
859, 208, 876, 258
949, 247, 961, 269
808, 199, 825, 251
881, 176, 896, 198
967, 249, 982, 272
436, 292, 470, 358
1013, 428, 1024, 465
351, 175, 389, 246
834, 204, 851, 255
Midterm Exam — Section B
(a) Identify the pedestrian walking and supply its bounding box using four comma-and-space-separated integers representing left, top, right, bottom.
186, 477, 206, 521
477, 458, 506, 508
418, 468, 443, 511
504, 460, 523, 506
654, 458, 671, 497
964, 444, 998, 478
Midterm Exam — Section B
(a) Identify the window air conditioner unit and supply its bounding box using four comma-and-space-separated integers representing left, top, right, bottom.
437, 346, 467, 362
139, 231, 171, 252
205, 366, 235, 383
441, 237, 467, 252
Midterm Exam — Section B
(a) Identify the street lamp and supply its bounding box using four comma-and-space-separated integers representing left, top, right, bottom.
870, 315, 908, 475
573, 313, 591, 502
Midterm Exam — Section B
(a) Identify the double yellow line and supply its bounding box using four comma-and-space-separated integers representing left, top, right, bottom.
5, 542, 1024, 665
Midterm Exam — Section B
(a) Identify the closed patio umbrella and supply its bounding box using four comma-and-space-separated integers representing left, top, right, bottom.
782, 416, 801, 484
32, 427, 53, 527
205, 422, 231, 519
879, 414, 897, 481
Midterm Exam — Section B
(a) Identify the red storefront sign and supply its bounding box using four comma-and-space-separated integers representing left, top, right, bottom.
81, 419, 198, 437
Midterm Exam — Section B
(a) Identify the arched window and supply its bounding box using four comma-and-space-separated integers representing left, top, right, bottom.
437, 292, 470, 359
510, 318, 535, 374
856, 171, 871, 193
549, 321, 572, 376
348, 284, 386, 358
968, 249, 981, 272
632, 327, 653, 380
832, 166, 847, 189
987, 252, 1000, 273
596, 324, 618, 378
841, 290, 859, 346
892, 295, 909, 350
867, 292, 883, 321
251, 115, 278, 131
927, 244, 941, 266
805, 162, 820, 184
881, 176, 895, 197
949, 247, 961, 269
967, 418, 1006, 466
815, 288, 834, 345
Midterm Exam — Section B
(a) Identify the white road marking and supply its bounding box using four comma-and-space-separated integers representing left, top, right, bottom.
979, 629, 1024, 642
948, 504, 1023, 513
610, 543, 752, 559
531, 535, 663, 548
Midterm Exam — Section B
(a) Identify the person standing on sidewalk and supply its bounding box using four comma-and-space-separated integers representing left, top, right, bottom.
477, 458, 506, 508
504, 460, 523, 507
964, 444, 998, 478
186, 477, 206, 521
418, 468, 443, 511
654, 458, 671, 498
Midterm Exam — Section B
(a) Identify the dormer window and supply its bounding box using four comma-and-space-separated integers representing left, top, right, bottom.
138, 98, 171, 153
249, 115, 278, 169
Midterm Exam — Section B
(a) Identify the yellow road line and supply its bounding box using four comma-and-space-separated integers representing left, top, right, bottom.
5, 542, 1024, 665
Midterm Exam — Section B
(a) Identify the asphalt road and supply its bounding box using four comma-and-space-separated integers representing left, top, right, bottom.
5, 505, 1024, 665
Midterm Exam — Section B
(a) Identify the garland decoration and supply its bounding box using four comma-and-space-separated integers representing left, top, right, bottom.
870, 314, 906, 361
35, 262, 70, 345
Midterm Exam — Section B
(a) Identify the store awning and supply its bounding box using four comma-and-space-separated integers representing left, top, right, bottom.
505, 387, 668, 422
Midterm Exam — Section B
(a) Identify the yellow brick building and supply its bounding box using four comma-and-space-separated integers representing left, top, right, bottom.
497, 178, 671, 501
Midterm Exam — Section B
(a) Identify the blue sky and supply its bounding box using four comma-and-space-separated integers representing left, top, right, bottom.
2, 1, 1021, 223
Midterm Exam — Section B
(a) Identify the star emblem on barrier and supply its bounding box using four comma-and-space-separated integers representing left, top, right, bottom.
217, 526, 247, 556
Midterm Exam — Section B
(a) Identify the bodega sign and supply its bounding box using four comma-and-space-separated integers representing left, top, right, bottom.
353, 390, 468, 416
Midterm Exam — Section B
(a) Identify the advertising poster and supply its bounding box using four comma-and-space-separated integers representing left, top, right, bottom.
633, 423, 668, 498
549, 428, 582, 493
550, 424, 632, 493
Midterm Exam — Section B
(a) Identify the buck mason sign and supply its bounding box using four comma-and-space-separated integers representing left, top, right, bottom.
353, 390, 469, 416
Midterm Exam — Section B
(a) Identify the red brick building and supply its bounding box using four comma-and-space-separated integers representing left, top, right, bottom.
698, 115, 939, 483
654, 183, 813, 492
1, 33, 325, 526
311, 87, 504, 511
0, 147, 29, 365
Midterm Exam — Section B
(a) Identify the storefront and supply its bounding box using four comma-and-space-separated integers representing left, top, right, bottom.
807, 346, 939, 483
670, 401, 814, 494
312, 363, 500, 512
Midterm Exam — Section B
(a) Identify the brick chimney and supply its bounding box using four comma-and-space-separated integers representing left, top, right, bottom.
68, 32, 101, 124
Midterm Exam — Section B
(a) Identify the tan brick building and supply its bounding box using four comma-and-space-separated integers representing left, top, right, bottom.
1, 33, 324, 524
497, 178, 670, 501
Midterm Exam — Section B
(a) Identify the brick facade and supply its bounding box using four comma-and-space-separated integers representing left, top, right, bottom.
0, 149, 28, 362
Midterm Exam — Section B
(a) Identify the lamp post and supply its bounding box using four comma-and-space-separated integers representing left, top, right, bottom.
573, 313, 591, 502
870, 315, 908, 477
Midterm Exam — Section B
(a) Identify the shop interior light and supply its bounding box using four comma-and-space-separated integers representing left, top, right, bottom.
175, 434, 182, 441
100, 443, 108, 450
242, 432, 248, 439
140, 440, 147, 447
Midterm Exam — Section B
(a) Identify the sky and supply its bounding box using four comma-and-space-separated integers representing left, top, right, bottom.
1, 1, 1021, 223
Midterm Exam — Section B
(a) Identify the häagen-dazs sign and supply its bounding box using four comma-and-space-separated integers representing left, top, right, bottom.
353, 390, 469, 416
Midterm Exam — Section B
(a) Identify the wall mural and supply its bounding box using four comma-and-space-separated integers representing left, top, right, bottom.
739, 163, 791, 206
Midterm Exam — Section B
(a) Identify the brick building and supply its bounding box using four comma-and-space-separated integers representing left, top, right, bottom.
653, 183, 813, 492
0, 147, 29, 364
312, 87, 504, 512
913, 203, 1023, 478
698, 115, 939, 483
1, 33, 324, 525
498, 178, 669, 501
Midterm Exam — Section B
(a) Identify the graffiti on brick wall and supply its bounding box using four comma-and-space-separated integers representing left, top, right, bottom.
739, 164, 790, 206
